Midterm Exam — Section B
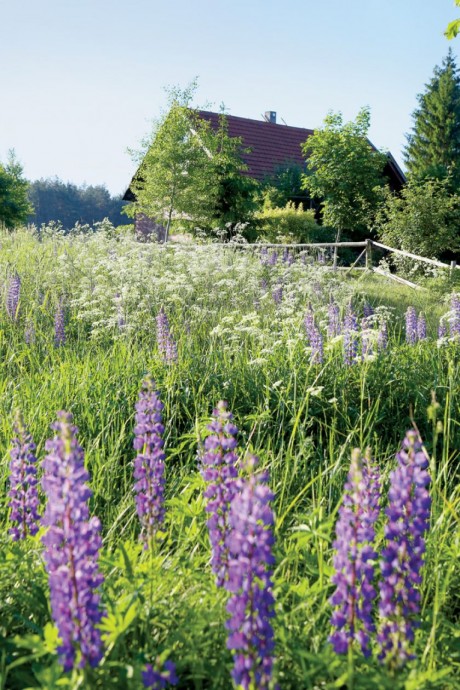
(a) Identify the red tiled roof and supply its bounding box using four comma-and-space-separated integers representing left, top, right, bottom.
197, 110, 313, 181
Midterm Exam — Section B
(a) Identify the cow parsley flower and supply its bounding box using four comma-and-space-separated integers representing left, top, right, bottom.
41, 412, 104, 672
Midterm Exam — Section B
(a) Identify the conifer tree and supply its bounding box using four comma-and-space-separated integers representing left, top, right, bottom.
405, 50, 460, 189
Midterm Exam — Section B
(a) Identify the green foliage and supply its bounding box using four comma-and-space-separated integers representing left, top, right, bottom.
375, 176, 460, 261
445, 0, 460, 39
301, 107, 388, 241
126, 85, 256, 240
405, 50, 460, 190
254, 200, 325, 243
0, 228, 460, 688
0, 151, 32, 229
28, 178, 127, 229
261, 162, 308, 208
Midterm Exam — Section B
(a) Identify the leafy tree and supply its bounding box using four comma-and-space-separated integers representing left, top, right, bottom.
0, 150, 32, 228
445, 0, 460, 39
28, 178, 126, 229
301, 107, 388, 265
374, 177, 460, 261
208, 113, 259, 229
125, 83, 220, 241
405, 50, 460, 189
261, 161, 309, 208
126, 84, 259, 240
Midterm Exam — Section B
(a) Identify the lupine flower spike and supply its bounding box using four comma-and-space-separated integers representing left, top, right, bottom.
6, 273, 21, 320
54, 300, 66, 347
41, 412, 104, 671
344, 303, 358, 365
143, 659, 178, 689
133, 376, 167, 548
8, 411, 40, 540
378, 430, 431, 668
200, 400, 239, 586
417, 314, 427, 341
156, 308, 178, 364
329, 448, 380, 657
225, 455, 277, 690
405, 306, 417, 344
450, 293, 460, 337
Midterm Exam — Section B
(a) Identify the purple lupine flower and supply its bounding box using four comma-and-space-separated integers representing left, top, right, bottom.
329, 448, 380, 657
363, 302, 374, 319
225, 457, 276, 690
318, 251, 326, 265
25, 319, 36, 345
377, 430, 431, 668
8, 411, 40, 540
272, 284, 283, 305
438, 320, 447, 339
54, 300, 66, 347
200, 401, 239, 586
417, 314, 427, 341
282, 248, 294, 265
268, 250, 278, 266
361, 318, 373, 359
133, 377, 166, 548
304, 304, 315, 342
304, 306, 323, 363
377, 320, 388, 352
328, 300, 341, 338
6, 273, 21, 320
310, 325, 324, 364
450, 293, 460, 337
260, 278, 268, 292
143, 659, 178, 689
260, 247, 269, 265
405, 306, 418, 344
156, 308, 178, 364
343, 303, 358, 365
41, 412, 104, 672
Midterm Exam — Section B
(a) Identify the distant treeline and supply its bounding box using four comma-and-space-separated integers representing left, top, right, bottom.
28, 178, 128, 229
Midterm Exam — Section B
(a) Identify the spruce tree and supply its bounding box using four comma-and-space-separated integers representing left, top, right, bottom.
405, 50, 460, 189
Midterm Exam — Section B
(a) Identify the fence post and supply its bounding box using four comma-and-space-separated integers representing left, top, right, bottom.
450, 260, 457, 279
365, 239, 372, 270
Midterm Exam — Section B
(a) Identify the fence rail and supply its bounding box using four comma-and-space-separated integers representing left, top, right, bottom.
166, 237, 458, 288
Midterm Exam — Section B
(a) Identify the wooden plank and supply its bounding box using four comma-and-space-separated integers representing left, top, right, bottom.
372, 267, 426, 290
370, 240, 458, 270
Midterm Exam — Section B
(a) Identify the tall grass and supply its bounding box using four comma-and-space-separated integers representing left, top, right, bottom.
0, 227, 459, 689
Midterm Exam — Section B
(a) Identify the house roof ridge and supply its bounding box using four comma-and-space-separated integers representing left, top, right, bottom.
195, 109, 315, 135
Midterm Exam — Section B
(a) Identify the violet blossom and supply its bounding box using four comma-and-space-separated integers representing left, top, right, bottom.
54, 300, 66, 347
143, 659, 178, 689
200, 400, 239, 586
329, 448, 380, 657
377, 430, 431, 668
6, 273, 21, 320
8, 411, 40, 540
133, 376, 166, 547
344, 303, 358, 365
41, 412, 104, 672
156, 308, 178, 364
224, 457, 277, 690
450, 293, 460, 337
405, 306, 418, 345
327, 300, 341, 338
417, 314, 427, 341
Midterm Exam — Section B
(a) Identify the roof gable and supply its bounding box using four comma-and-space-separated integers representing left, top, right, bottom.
197, 110, 313, 181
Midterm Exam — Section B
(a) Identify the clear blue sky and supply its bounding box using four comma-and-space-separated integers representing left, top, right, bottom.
1, 0, 459, 196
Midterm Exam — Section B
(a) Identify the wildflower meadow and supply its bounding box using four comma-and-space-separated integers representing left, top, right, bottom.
0, 225, 459, 690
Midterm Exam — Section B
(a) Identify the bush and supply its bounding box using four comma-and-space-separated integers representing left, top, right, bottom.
254, 201, 325, 243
